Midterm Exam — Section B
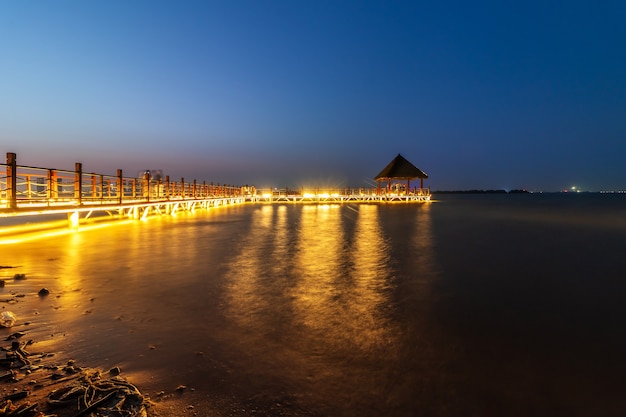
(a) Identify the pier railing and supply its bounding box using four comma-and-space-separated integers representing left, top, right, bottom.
252, 187, 430, 202
1, 152, 431, 214
1, 152, 243, 211
254, 187, 430, 197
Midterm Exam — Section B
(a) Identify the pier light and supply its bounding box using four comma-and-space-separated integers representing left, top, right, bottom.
318, 193, 329, 198
262, 193, 272, 198
69, 211, 80, 229
303, 193, 315, 198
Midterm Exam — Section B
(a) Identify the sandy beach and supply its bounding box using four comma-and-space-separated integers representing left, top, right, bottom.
0, 267, 155, 416
0, 259, 212, 417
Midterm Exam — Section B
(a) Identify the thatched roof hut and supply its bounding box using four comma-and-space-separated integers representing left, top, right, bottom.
374, 154, 428, 193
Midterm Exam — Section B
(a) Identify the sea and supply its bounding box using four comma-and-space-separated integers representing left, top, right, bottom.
1, 193, 626, 416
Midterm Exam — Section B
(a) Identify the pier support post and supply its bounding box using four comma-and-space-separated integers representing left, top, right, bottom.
75, 163, 83, 205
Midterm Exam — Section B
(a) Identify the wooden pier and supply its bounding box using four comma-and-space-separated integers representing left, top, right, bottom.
1, 152, 430, 239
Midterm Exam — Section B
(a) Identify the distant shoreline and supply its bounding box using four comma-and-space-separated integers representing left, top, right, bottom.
432, 189, 528, 194
431, 190, 623, 194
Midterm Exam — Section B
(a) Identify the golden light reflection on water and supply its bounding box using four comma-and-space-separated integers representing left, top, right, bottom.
270, 205, 289, 275
224, 205, 279, 328
410, 203, 437, 297
224, 203, 404, 355
290, 204, 346, 344
291, 203, 398, 352
347, 204, 396, 349
53, 232, 88, 311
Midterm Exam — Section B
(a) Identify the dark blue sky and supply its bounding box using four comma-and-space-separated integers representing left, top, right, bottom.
2, 1, 625, 191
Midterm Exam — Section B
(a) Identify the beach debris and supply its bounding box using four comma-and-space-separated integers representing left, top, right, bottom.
5, 331, 26, 341
47, 370, 148, 416
0, 336, 149, 417
12, 274, 26, 280
0, 280, 4, 288
37, 288, 50, 297
2, 401, 40, 416
0, 370, 17, 382
0, 312, 16, 328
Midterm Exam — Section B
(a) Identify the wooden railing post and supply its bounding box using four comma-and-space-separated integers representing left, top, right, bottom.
142, 172, 150, 201
6, 152, 17, 209
47, 169, 55, 203
117, 169, 123, 204
26, 175, 32, 199
75, 163, 83, 205
181, 178, 185, 198
91, 175, 97, 199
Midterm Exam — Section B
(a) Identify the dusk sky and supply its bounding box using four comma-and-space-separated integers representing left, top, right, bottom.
2, 1, 625, 191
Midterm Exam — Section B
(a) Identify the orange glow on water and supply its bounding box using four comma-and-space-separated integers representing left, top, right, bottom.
221, 203, 411, 357
0, 218, 138, 245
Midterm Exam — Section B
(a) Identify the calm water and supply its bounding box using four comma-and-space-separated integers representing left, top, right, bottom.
1, 194, 626, 416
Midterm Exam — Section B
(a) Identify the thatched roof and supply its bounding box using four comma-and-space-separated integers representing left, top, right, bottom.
374, 154, 428, 180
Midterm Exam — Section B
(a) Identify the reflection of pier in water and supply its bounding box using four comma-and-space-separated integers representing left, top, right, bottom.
222, 203, 439, 414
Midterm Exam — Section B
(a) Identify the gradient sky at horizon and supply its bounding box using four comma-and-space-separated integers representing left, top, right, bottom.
2, 1, 625, 191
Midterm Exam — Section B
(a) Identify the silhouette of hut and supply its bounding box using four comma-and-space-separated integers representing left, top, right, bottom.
374, 154, 428, 194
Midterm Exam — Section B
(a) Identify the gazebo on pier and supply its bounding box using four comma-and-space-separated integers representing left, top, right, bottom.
375, 154, 429, 196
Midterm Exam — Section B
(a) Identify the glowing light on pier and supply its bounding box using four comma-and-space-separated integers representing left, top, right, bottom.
69, 211, 80, 229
